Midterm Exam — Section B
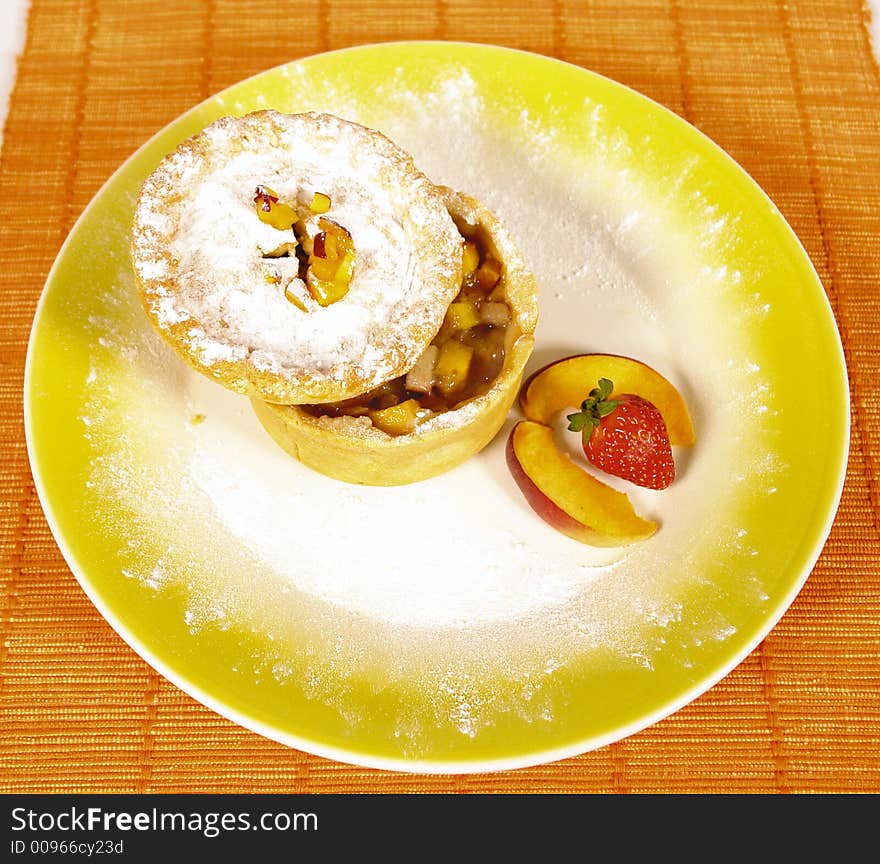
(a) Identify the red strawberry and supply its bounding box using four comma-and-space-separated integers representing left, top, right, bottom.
566, 378, 675, 490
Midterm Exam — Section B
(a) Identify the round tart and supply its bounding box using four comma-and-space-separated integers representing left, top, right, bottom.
251, 187, 539, 485
131, 110, 464, 404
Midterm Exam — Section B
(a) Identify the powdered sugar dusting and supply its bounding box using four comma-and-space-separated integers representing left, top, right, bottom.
73, 63, 789, 757
131, 111, 462, 403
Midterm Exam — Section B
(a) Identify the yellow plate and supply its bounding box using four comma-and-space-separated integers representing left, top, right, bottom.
25, 42, 849, 773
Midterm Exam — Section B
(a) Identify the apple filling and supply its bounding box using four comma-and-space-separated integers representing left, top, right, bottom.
302, 217, 513, 436
256, 186, 354, 310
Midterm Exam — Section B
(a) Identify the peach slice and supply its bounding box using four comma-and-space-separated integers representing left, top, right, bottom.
520, 354, 695, 446
506, 420, 657, 546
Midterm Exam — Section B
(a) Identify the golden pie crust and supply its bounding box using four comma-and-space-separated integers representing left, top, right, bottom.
130, 110, 463, 404
251, 187, 539, 485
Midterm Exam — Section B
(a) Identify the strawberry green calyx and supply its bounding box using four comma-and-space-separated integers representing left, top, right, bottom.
566, 378, 620, 438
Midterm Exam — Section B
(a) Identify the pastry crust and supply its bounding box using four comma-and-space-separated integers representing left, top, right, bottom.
131, 110, 463, 404
251, 187, 539, 485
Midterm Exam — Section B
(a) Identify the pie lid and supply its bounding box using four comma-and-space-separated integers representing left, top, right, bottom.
131, 110, 464, 404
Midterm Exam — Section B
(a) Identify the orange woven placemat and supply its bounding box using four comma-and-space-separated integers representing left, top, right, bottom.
1, 0, 878, 794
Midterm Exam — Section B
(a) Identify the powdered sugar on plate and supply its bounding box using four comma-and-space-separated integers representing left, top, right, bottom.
75, 65, 785, 751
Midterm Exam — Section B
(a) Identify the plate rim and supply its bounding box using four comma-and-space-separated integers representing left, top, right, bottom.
23, 40, 851, 774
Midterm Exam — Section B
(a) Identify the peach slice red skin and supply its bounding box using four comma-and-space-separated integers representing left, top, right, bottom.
506, 434, 613, 545
506, 420, 657, 547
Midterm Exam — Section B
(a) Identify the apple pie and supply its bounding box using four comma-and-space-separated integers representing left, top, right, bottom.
251, 186, 538, 485
132, 110, 538, 485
